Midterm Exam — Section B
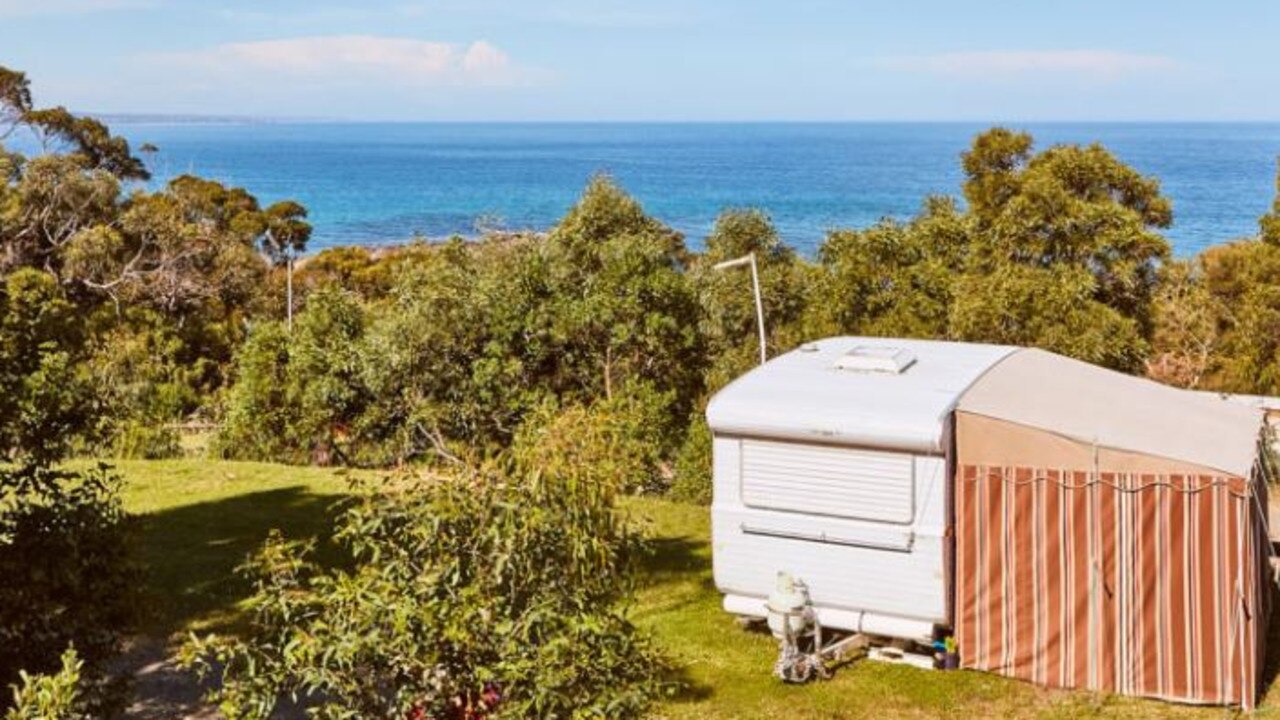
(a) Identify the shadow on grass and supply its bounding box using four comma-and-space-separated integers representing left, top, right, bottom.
135, 486, 348, 637
636, 531, 718, 703
641, 536, 709, 577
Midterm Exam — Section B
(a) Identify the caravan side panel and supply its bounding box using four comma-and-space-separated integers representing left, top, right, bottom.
712, 435, 948, 632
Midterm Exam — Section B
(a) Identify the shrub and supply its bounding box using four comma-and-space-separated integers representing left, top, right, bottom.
670, 419, 713, 505
5, 648, 89, 720
182, 458, 672, 719
0, 464, 138, 714
109, 419, 182, 459
512, 383, 676, 495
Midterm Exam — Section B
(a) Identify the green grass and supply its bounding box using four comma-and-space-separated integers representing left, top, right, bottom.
115, 459, 1264, 718
115, 459, 356, 634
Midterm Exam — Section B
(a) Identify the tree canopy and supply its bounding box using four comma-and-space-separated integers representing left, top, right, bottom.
1262, 160, 1280, 246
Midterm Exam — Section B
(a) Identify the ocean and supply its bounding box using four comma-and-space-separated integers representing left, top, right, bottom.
95, 122, 1280, 256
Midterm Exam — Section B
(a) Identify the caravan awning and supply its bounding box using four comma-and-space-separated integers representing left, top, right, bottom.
957, 349, 1264, 478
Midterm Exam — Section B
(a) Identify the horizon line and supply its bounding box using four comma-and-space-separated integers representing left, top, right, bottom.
89, 113, 1280, 126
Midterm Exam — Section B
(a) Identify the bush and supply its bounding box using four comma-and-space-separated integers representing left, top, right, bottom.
218, 190, 708, 469
182, 458, 672, 719
110, 419, 181, 459
0, 464, 138, 714
512, 383, 676, 495
5, 648, 89, 720
670, 419, 713, 505
214, 321, 295, 462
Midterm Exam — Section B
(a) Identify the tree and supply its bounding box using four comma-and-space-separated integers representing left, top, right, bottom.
0, 68, 33, 136
217, 286, 370, 465
548, 178, 702, 401
807, 196, 967, 341
546, 232, 704, 413
22, 108, 148, 181
950, 263, 1149, 370
1145, 260, 1222, 389
260, 200, 312, 266
961, 128, 1171, 332
1262, 159, 1280, 246
0, 66, 147, 181
549, 174, 684, 261
183, 457, 671, 719
0, 271, 137, 714
692, 209, 807, 363
1195, 239, 1280, 394
0, 269, 94, 466
948, 129, 1172, 370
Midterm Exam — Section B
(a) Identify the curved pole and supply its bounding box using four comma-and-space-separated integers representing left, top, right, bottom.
713, 253, 768, 365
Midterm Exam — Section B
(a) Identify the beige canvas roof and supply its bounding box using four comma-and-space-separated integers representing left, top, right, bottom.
957, 348, 1264, 478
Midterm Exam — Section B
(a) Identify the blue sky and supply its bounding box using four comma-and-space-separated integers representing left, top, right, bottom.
2, 0, 1278, 121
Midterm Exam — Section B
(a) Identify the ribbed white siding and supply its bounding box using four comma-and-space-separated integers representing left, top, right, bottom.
712, 436, 950, 627
740, 439, 915, 523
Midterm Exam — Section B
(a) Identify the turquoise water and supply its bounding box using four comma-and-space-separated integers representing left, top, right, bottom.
105, 122, 1280, 256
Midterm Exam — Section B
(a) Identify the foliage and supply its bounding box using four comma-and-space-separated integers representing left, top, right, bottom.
220, 184, 705, 467
213, 321, 296, 462
950, 263, 1149, 370
285, 286, 369, 464
295, 246, 388, 299
1145, 260, 1222, 388
951, 130, 1168, 367
355, 239, 535, 459
543, 228, 705, 421
0, 64, 310, 449
669, 418, 713, 505
691, 209, 808, 363
260, 200, 312, 266
0, 269, 96, 466
512, 384, 676, 495
0, 155, 140, 710
0, 464, 138, 714
85, 314, 205, 459
5, 648, 89, 720
550, 173, 684, 260
806, 197, 966, 340
1262, 160, 1280, 246
1195, 239, 1280, 394
0, 68, 146, 182
802, 129, 1172, 373
182, 458, 672, 719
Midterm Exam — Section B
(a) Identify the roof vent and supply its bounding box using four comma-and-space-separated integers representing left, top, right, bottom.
833, 346, 916, 374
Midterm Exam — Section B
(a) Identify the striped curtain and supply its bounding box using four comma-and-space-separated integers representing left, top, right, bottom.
955, 466, 1271, 709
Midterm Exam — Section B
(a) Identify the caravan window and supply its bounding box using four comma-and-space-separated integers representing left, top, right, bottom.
739, 439, 915, 523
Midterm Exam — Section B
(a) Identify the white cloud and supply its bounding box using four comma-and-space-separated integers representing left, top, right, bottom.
0, 0, 153, 15
161, 35, 525, 87
877, 50, 1177, 80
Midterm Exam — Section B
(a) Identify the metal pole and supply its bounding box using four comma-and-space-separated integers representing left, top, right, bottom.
713, 253, 768, 366
748, 253, 766, 365
286, 250, 294, 333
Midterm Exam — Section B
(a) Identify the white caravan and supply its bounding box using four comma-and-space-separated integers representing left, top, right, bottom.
706, 336, 1015, 644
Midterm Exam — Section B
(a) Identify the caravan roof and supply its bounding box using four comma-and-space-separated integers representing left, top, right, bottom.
706, 337, 1015, 454
707, 337, 1266, 473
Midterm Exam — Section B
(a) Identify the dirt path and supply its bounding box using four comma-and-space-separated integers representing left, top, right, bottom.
114, 637, 216, 720
115, 637, 314, 719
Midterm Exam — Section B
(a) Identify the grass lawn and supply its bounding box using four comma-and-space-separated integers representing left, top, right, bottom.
116, 459, 1266, 719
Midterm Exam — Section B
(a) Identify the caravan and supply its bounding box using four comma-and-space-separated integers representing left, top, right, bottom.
707, 336, 1273, 708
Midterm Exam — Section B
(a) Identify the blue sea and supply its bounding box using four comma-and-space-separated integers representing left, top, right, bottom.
100, 122, 1280, 256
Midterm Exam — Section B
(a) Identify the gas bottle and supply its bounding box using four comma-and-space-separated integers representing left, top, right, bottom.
765, 571, 811, 638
